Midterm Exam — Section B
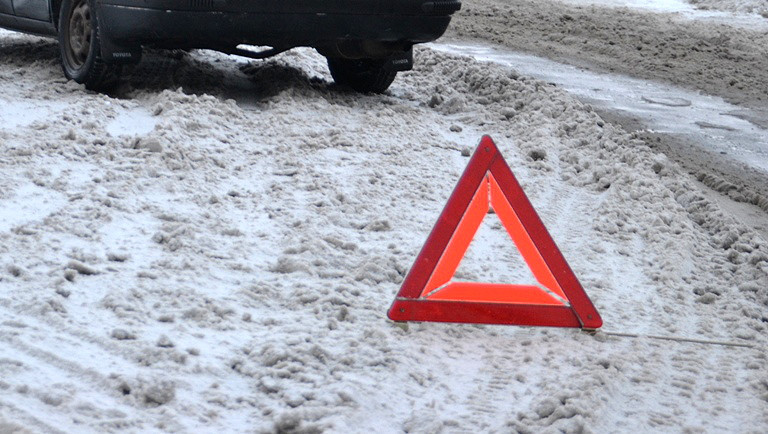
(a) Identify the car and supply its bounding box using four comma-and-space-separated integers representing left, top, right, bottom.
0, 0, 461, 93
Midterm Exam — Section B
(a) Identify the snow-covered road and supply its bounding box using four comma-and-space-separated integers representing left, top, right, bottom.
432, 42, 768, 173
446, 0, 768, 249
1, 1, 767, 433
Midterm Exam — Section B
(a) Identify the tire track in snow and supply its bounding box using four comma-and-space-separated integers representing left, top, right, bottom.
0, 333, 114, 391
451, 335, 556, 432
530, 183, 583, 252
0, 305, 150, 374
0, 313, 180, 431
0, 334, 134, 431
0, 331, 181, 431
594, 339, 766, 432
455, 352, 518, 432
0, 399, 66, 434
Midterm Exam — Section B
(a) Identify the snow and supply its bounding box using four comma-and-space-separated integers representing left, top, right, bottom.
1, 7, 768, 434
687, 0, 768, 14
541, 0, 768, 32
0, 99, 69, 130
561, 0, 698, 13
105, 106, 157, 137
0, 183, 67, 233
564, 0, 768, 21
455, 213, 544, 287
431, 42, 768, 174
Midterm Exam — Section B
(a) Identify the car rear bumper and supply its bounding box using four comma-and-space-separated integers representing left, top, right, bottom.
98, 0, 460, 50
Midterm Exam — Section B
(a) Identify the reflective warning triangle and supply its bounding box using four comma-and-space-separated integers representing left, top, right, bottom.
387, 136, 602, 329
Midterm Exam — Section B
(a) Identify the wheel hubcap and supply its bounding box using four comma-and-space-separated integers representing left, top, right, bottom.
67, 0, 92, 68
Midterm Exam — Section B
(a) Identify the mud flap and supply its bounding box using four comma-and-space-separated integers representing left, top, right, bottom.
385, 49, 413, 72
100, 32, 142, 64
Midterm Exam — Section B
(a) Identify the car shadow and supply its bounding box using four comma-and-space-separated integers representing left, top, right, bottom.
113, 49, 332, 104
239, 59, 326, 99
0, 34, 362, 105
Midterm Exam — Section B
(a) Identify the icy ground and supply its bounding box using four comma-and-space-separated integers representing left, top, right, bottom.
1, 9, 768, 434
448, 0, 768, 259
563, 0, 768, 19
431, 42, 768, 173
686, 0, 768, 15
449, 0, 768, 109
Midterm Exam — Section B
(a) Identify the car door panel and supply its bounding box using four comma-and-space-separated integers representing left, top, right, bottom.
0, 0, 14, 15
12, 0, 49, 21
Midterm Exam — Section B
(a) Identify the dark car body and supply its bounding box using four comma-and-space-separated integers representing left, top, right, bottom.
0, 0, 461, 91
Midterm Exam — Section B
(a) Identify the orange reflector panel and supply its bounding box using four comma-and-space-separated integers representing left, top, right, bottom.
426, 283, 565, 305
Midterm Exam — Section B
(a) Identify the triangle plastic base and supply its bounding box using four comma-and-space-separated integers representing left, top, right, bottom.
389, 299, 582, 327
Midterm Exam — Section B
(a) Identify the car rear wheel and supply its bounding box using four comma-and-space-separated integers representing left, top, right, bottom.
58, 0, 120, 90
327, 58, 397, 94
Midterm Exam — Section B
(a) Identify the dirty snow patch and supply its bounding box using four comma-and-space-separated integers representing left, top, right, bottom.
431, 42, 768, 173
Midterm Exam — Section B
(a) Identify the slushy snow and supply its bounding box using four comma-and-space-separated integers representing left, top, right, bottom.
0, 13, 767, 434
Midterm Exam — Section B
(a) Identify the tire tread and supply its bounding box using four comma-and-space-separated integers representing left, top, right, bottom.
327, 58, 397, 94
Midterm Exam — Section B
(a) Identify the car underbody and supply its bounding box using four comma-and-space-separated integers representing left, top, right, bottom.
0, 0, 461, 92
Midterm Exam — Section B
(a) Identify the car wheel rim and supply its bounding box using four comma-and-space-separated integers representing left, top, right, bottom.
67, 0, 92, 68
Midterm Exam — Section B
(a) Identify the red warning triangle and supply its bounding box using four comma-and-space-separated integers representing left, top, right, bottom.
387, 136, 602, 329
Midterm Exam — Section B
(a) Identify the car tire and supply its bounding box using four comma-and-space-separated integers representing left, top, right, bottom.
58, 0, 120, 91
327, 58, 397, 94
